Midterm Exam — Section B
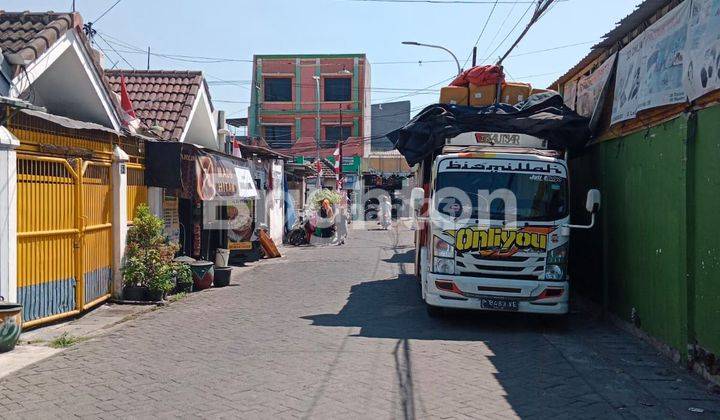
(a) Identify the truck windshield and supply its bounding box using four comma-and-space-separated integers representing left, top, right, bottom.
435, 171, 568, 222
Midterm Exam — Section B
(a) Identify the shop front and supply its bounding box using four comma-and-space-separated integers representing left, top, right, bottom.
145, 141, 258, 262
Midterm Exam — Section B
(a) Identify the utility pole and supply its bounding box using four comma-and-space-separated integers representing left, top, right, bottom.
472, 46, 477, 67
254, 85, 261, 140
338, 104, 343, 191
313, 75, 321, 188
147, 47, 150, 70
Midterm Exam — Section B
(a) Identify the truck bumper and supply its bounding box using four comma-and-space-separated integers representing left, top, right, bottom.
425, 272, 569, 315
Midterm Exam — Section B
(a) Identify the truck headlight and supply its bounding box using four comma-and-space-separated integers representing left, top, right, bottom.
547, 244, 568, 265
433, 257, 455, 274
433, 236, 454, 258
544, 264, 565, 281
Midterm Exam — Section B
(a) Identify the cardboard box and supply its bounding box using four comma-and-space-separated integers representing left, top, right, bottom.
439, 86, 469, 106
500, 82, 532, 105
469, 83, 497, 107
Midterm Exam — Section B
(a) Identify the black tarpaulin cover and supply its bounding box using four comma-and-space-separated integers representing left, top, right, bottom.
387, 93, 590, 166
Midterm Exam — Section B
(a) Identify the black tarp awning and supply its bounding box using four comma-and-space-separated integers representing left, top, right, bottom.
387, 93, 590, 166
145, 141, 257, 201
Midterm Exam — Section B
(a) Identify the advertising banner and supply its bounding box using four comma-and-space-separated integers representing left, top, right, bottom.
562, 78, 578, 110
612, 1, 690, 124
180, 144, 258, 201
227, 200, 255, 251
162, 194, 180, 243
576, 53, 617, 118
683, 0, 720, 101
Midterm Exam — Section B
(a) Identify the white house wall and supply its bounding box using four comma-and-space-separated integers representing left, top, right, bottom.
10, 31, 121, 130
180, 88, 218, 150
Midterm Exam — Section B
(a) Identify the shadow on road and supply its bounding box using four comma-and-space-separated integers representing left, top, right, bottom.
300, 238, 656, 419
382, 249, 414, 264
302, 232, 557, 342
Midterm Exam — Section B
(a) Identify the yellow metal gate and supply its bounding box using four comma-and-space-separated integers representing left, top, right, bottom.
126, 163, 147, 223
17, 155, 114, 327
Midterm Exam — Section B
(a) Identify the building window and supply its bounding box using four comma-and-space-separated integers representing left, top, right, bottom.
323, 126, 351, 148
264, 125, 293, 149
264, 78, 292, 102
324, 77, 351, 102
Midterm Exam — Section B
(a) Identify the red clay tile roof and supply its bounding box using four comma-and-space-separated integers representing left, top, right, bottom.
105, 70, 213, 141
0, 11, 79, 74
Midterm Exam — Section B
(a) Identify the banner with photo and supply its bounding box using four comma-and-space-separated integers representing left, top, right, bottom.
562, 78, 578, 110
683, 0, 720, 101
611, 1, 690, 124
576, 53, 617, 118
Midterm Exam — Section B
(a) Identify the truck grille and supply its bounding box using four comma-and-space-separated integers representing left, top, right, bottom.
456, 252, 544, 281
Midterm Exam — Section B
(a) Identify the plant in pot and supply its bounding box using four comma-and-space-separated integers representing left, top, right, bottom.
173, 262, 193, 293
122, 204, 179, 301
147, 264, 175, 301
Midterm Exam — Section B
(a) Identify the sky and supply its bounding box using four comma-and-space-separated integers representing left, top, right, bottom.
14, 0, 643, 120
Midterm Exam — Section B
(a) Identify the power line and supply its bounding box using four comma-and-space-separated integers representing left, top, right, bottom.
93, 0, 122, 24
481, 0, 535, 64
481, 1, 518, 58
95, 32, 135, 69
463, 0, 499, 68
342, 0, 549, 4
497, 0, 557, 64
381, 75, 456, 102
93, 43, 119, 70
98, 29, 587, 70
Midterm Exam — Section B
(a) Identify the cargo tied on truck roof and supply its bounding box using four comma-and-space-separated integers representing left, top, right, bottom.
388, 92, 590, 167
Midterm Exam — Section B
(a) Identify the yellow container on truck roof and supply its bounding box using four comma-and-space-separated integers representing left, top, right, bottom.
439, 86, 469, 106
501, 82, 532, 105
469, 83, 497, 107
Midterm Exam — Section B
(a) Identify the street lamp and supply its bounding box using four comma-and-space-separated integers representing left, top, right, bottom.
312, 75, 322, 188
401, 41, 462, 75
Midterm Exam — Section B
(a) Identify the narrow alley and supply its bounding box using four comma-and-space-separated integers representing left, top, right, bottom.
1, 227, 718, 419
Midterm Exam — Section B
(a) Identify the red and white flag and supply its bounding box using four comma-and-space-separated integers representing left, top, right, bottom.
333, 141, 343, 190
119, 75, 140, 132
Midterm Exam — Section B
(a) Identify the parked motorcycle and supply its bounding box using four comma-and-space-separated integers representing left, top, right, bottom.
287, 214, 311, 246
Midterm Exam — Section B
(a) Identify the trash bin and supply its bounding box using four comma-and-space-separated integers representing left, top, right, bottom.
0, 303, 23, 353
189, 260, 214, 290
215, 248, 230, 267
214, 266, 232, 287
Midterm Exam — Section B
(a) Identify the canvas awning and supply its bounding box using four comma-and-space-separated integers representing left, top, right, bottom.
145, 141, 257, 201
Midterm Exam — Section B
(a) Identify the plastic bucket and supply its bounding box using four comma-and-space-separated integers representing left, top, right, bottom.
215, 248, 230, 267
214, 267, 232, 287
0, 303, 23, 353
190, 261, 214, 290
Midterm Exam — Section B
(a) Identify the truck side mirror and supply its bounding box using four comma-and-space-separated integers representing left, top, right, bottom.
410, 187, 425, 213
586, 189, 601, 213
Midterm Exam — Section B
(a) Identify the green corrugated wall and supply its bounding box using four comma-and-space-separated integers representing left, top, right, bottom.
691, 106, 720, 357
569, 106, 720, 359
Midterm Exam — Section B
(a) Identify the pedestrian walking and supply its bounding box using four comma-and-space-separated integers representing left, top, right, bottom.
379, 195, 392, 230
335, 204, 348, 245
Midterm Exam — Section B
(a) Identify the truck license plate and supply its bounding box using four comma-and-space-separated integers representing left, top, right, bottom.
480, 298, 519, 311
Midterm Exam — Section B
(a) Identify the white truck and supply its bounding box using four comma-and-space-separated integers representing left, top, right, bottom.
410, 131, 600, 317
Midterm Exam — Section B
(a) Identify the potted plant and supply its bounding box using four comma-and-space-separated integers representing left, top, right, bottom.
122, 204, 179, 301
147, 264, 175, 301
0, 302, 22, 353
173, 262, 193, 293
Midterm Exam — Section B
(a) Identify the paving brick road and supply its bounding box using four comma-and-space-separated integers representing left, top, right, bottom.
1, 226, 719, 419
